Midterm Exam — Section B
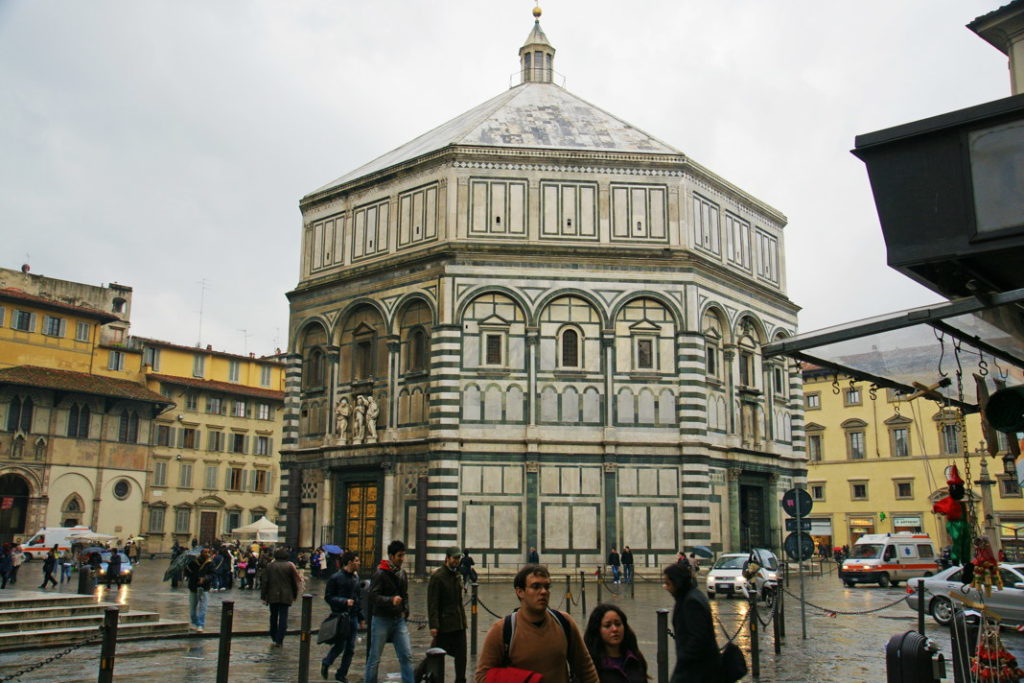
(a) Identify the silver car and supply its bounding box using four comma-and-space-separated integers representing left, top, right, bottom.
706, 549, 779, 602
905, 563, 1024, 626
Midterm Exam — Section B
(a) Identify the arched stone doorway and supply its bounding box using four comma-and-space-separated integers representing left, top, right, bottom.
0, 473, 30, 544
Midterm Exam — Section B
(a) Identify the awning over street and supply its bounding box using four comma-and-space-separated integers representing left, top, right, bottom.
763, 287, 1024, 410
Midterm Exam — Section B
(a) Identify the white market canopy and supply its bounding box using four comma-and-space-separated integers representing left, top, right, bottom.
67, 531, 118, 543
231, 516, 279, 542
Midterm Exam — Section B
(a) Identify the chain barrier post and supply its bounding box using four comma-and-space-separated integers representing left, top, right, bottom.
565, 574, 572, 616
748, 591, 760, 678
597, 567, 603, 604
78, 565, 95, 595
471, 582, 479, 656
298, 593, 313, 683
630, 568, 635, 599
580, 570, 587, 618
778, 577, 786, 639
917, 579, 926, 636
773, 588, 781, 655
216, 599, 234, 683
423, 647, 448, 683
656, 608, 669, 683
97, 607, 119, 683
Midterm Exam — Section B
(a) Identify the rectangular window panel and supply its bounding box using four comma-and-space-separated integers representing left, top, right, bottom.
228, 360, 240, 383
693, 193, 721, 255
892, 428, 910, 457
108, 350, 124, 371
725, 212, 752, 269
232, 400, 247, 417
156, 425, 171, 447
175, 508, 190, 533
153, 461, 167, 487
539, 181, 598, 239
398, 183, 438, 247
12, 310, 33, 332
260, 366, 272, 387
178, 463, 193, 488
142, 346, 161, 371
352, 199, 390, 260
610, 184, 668, 242
848, 432, 865, 459
193, 355, 205, 378
756, 230, 779, 284
228, 468, 243, 491
43, 315, 64, 337
148, 507, 165, 533
182, 428, 197, 449
254, 469, 268, 493
76, 322, 91, 342
257, 403, 271, 420
231, 433, 246, 453
468, 179, 527, 237
485, 333, 503, 365
636, 338, 654, 370
205, 465, 218, 489
256, 435, 271, 456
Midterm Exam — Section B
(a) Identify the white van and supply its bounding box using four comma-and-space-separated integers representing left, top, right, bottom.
21, 526, 92, 560
840, 532, 940, 587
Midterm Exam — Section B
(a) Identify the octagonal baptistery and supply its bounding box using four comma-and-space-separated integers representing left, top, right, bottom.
282, 11, 803, 571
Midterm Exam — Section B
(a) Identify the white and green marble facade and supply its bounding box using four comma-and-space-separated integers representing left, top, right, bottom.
281, 19, 804, 570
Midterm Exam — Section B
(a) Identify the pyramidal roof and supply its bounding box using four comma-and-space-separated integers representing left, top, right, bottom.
308, 14, 684, 198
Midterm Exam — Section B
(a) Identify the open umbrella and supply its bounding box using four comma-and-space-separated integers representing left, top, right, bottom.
322, 544, 343, 555
162, 546, 202, 582
688, 545, 714, 559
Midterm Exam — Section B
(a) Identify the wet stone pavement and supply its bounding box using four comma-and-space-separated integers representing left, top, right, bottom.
0, 560, 1022, 682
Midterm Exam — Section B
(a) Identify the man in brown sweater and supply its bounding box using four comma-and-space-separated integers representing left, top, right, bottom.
474, 564, 598, 683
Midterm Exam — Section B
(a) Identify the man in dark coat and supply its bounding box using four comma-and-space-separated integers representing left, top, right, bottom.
663, 563, 720, 683
261, 547, 302, 646
428, 547, 467, 683
40, 549, 58, 589
621, 546, 634, 584
365, 540, 413, 683
322, 551, 365, 682
607, 548, 621, 583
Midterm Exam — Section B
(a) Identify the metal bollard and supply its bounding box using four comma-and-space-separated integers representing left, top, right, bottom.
421, 647, 447, 683
917, 579, 926, 637
580, 570, 587, 618
748, 591, 760, 678
97, 607, 119, 683
656, 608, 669, 683
78, 565, 95, 595
298, 593, 313, 683
565, 574, 572, 616
778, 579, 786, 639
471, 583, 479, 656
596, 568, 603, 604
216, 600, 234, 683
772, 588, 781, 656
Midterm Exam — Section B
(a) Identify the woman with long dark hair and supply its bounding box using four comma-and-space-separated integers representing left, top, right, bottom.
663, 564, 720, 683
583, 604, 649, 683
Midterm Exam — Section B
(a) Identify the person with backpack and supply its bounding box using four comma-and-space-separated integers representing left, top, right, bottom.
474, 563, 598, 683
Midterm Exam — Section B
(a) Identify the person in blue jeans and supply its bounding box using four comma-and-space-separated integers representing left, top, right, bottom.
184, 548, 213, 631
365, 540, 413, 683
322, 551, 365, 682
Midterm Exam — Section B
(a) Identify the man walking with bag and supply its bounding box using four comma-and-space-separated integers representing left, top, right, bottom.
365, 540, 414, 683
475, 564, 598, 683
428, 547, 468, 683
321, 551, 364, 682
262, 547, 303, 646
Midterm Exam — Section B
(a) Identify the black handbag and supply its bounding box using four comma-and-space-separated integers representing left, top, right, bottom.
719, 642, 747, 683
317, 613, 352, 645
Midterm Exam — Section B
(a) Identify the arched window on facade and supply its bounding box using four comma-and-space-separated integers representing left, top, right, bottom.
62, 495, 83, 527
560, 328, 580, 368
118, 410, 139, 444
300, 323, 328, 390
306, 348, 325, 388
408, 328, 427, 372
6, 396, 33, 433
67, 403, 90, 438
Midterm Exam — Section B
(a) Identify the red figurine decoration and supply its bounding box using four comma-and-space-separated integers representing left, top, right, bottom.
972, 536, 1003, 597
971, 621, 1024, 681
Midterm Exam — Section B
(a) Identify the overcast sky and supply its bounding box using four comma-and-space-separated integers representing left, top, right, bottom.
0, 1, 1011, 356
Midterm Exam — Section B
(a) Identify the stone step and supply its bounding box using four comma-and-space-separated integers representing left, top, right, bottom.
0, 618, 191, 651
0, 603, 129, 622
0, 610, 159, 633
0, 592, 96, 611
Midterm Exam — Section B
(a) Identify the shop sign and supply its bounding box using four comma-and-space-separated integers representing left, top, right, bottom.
892, 516, 921, 527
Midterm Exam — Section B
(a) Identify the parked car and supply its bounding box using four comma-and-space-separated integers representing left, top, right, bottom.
96, 551, 133, 584
706, 549, 779, 603
904, 563, 1024, 626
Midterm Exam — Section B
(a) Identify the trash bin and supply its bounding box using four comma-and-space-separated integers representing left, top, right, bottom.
885, 630, 945, 683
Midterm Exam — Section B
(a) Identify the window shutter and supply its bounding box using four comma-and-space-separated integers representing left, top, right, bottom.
29, 313, 37, 332
58, 318, 67, 337
177, 428, 184, 448
244, 436, 250, 454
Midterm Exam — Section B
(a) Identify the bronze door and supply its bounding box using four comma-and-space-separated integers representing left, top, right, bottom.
345, 483, 378, 565
199, 511, 217, 545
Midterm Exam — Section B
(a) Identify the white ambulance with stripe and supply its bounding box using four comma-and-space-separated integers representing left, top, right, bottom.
839, 532, 940, 587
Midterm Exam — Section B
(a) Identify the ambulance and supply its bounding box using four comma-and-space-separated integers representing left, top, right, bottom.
21, 526, 92, 560
839, 532, 940, 587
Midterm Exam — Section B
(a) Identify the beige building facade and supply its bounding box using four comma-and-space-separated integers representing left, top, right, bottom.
282, 14, 803, 571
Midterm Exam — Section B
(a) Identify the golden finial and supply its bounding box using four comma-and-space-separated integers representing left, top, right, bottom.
533, 1, 542, 19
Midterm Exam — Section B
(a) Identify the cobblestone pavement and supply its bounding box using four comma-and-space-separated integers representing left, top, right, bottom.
0, 560, 1021, 681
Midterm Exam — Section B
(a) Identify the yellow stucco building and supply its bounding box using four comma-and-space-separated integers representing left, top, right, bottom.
0, 265, 285, 551
802, 365, 1024, 558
